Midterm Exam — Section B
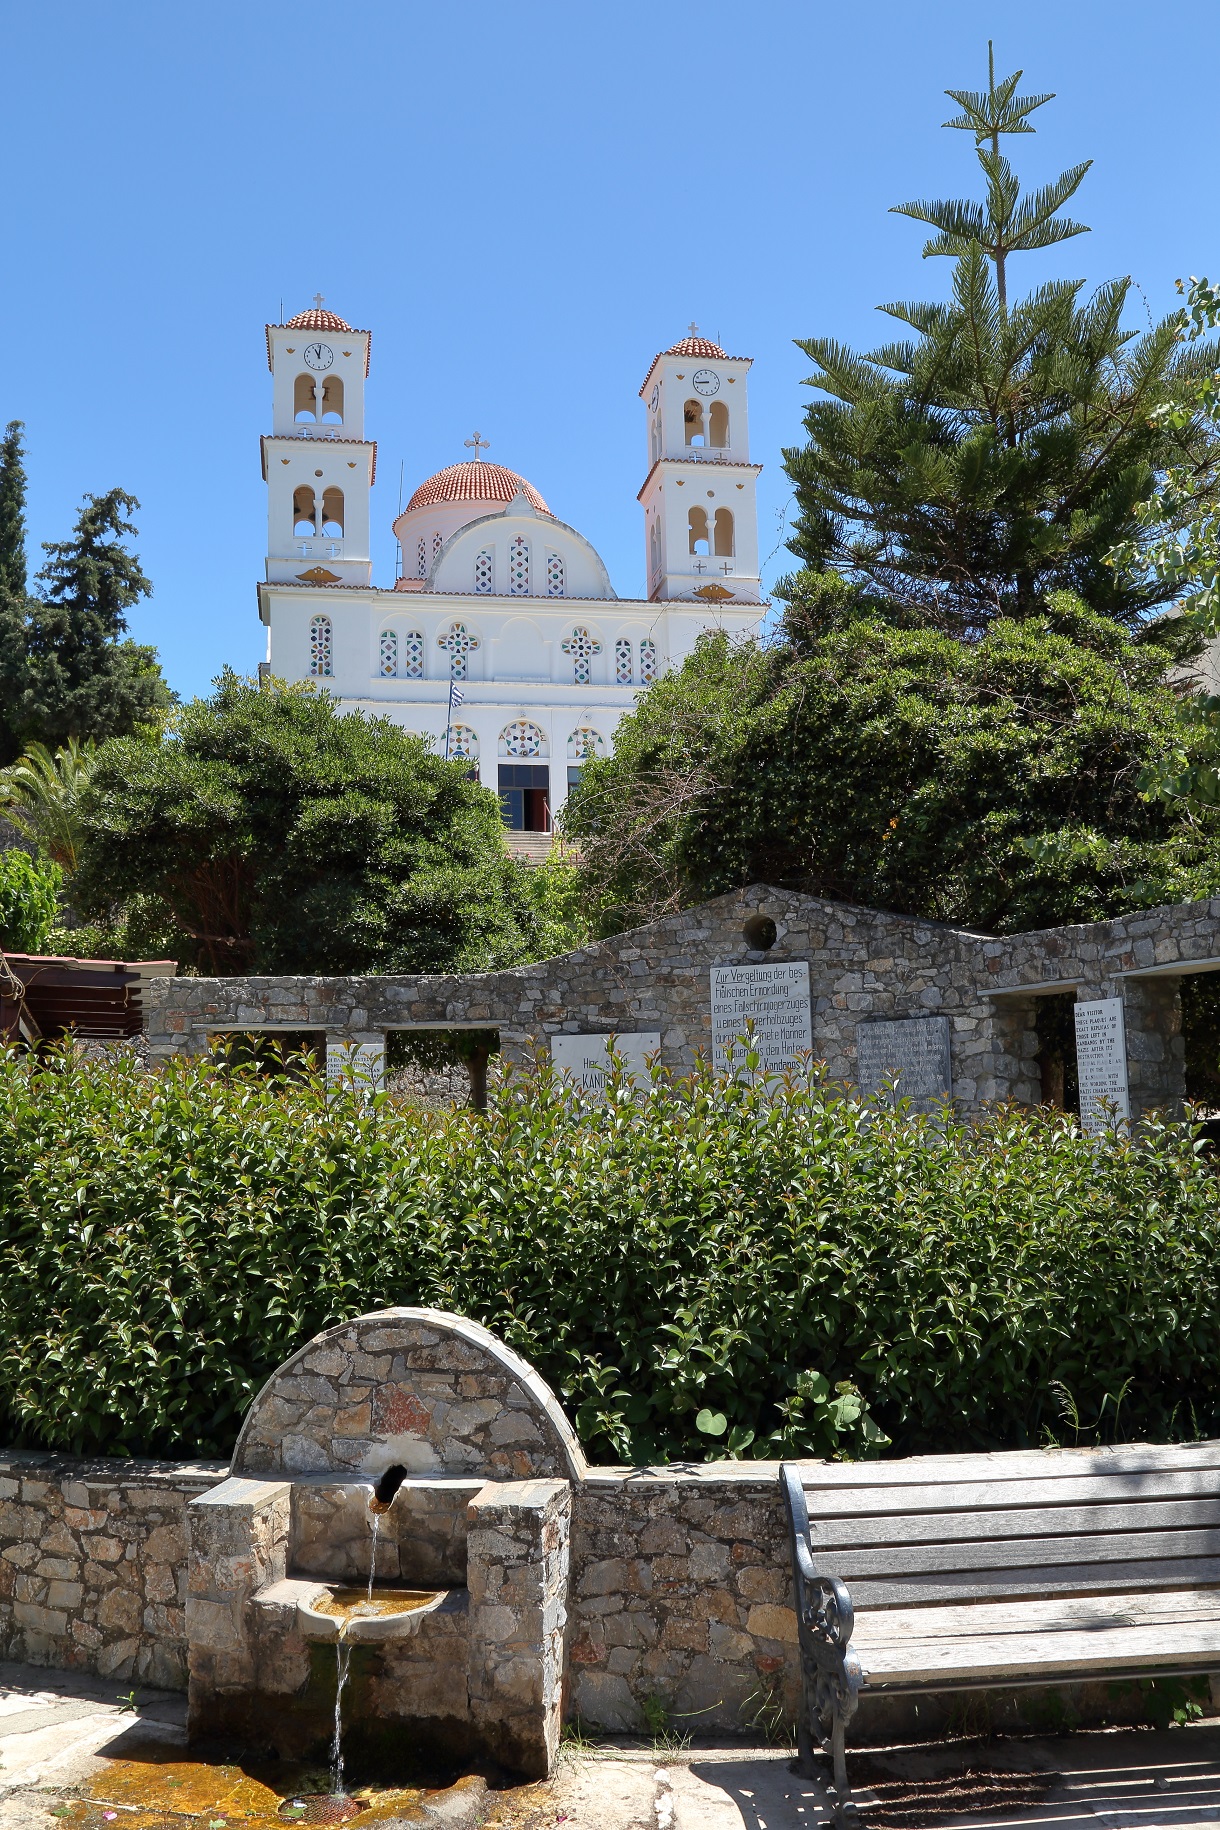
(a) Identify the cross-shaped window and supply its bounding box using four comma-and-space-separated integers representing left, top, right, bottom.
561, 626, 603, 685
438, 621, 480, 680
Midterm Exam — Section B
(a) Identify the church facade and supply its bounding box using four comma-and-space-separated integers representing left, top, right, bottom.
257, 305, 764, 839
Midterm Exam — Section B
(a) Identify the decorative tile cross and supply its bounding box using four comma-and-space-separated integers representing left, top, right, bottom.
438, 621, 480, 680
561, 626, 602, 685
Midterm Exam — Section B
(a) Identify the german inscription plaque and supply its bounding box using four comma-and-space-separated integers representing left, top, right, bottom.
856, 1015, 952, 1111
550, 1032, 661, 1093
710, 961, 812, 1073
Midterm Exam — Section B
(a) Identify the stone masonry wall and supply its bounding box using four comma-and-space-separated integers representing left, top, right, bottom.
141, 883, 1220, 1121
0, 1452, 224, 1690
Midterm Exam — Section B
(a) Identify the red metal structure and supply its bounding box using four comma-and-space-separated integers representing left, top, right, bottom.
0, 952, 177, 1046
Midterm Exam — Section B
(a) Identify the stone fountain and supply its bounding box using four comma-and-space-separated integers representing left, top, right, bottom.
185, 1308, 585, 1779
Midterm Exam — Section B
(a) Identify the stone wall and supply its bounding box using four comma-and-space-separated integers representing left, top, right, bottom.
0, 1452, 224, 1689
141, 882, 1220, 1121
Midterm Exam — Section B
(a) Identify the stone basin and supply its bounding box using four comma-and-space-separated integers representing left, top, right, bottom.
256, 1576, 451, 1644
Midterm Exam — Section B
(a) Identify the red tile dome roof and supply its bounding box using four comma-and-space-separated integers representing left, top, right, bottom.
664, 335, 727, 359
404, 461, 551, 515
284, 306, 354, 333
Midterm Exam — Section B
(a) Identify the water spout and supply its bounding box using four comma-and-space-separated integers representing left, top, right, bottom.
370, 1463, 407, 1512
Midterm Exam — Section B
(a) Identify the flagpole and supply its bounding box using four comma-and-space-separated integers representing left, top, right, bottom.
445, 678, 455, 760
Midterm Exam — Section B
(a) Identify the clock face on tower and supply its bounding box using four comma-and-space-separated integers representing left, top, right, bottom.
303, 342, 334, 371
692, 368, 720, 396
650, 384, 660, 411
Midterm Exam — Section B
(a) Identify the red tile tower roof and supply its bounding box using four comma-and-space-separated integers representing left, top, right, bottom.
404, 461, 552, 516
664, 335, 727, 360
284, 307, 354, 333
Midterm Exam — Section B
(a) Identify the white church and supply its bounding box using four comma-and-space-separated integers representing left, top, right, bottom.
257, 303, 764, 849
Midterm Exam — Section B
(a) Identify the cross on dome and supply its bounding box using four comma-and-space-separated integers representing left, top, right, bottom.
688, 321, 700, 337
464, 432, 490, 460
313, 292, 325, 308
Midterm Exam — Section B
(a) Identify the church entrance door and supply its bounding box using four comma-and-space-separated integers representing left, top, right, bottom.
498, 764, 551, 831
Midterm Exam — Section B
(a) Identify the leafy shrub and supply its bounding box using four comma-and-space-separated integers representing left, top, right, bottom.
0, 1046, 1218, 1463
0, 849, 62, 951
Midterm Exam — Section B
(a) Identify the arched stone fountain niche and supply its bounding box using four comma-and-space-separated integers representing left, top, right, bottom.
185, 1309, 585, 1779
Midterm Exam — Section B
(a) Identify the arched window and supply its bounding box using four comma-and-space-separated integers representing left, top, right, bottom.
446, 724, 479, 762
546, 551, 565, 597
684, 399, 705, 445
688, 506, 709, 556
640, 637, 657, 683
509, 535, 529, 595
567, 727, 605, 761
475, 550, 493, 594
433, 531, 443, 561
416, 536, 427, 579
714, 507, 735, 556
499, 720, 547, 758
615, 637, 633, 684
561, 625, 603, 685
403, 630, 424, 679
320, 375, 344, 424
709, 401, 729, 449
321, 487, 344, 536
649, 521, 660, 579
293, 374, 317, 422
309, 615, 333, 677
438, 620, 480, 680
292, 485, 317, 534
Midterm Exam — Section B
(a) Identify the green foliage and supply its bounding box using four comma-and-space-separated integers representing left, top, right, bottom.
783, 52, 1220, 630
2, 1048, 1220, 1464
0, 474, 171, 763
0, 849, 63, 952
562, 608, 1220, 934
0, 738, 99, 873
73, 670, 565, 977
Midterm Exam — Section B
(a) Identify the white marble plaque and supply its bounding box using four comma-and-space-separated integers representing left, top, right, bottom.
326, 1041, 385, 1099
1074, 998, 1130, 1134
710, 961, 813, 1074
857, 1016, 952, 1111
550, 1032, 661, 1093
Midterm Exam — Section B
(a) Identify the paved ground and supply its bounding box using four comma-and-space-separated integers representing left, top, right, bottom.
8, 1660, 1220, 1829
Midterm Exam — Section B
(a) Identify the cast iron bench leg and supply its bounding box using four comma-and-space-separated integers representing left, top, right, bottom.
782, 1463, 863, 1820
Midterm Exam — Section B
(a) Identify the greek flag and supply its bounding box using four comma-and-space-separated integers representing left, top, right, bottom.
445, 678, 464, 760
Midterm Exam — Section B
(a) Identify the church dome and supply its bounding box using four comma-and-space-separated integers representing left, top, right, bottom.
284, 306, 354, 333
405, 461, 552, 516
664, 334, 727, 359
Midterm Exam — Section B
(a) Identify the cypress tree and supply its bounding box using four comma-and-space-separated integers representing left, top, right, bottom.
0, 421, 28, 601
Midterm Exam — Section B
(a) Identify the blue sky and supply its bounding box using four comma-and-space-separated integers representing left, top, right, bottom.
5, 0, 1218, 701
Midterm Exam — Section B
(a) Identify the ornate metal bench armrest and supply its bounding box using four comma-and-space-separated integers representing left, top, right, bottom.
781, 1463, 864, 1816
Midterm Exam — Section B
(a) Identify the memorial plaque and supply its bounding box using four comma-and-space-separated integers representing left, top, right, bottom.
856, 1016, 952, 1111
710, 961, 813, 1074
550, 1032, 661, 1093
1074, 997, 1130, 1134
326, 1041, 385, 1099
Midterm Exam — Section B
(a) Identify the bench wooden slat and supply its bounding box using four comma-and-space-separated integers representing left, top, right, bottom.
799, 1442, 1220, 1491
804, 1469, 1220, 1519
860, 1588, 1220, 1644
855, 1614, 1220, 1688
848, 1556, 1220, 1608
822, 1525, 1220, 1580
811, 1495, 1220, 1550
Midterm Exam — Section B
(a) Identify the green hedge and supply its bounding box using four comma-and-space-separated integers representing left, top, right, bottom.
1, 1046, 1218, 1463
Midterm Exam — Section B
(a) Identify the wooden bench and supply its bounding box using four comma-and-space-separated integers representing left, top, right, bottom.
782, 1444, 1220, 1815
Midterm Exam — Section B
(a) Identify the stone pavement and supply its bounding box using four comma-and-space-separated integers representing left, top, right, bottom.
9, 1660, 1220, 1829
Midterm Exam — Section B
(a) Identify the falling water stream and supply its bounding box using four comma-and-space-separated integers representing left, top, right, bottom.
330, 1476, 398, 1797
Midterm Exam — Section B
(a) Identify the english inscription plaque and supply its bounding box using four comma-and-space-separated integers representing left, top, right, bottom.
1073, 997, 1130, 1134
710, 961, 812, 1073
856, 1016, 952, 1111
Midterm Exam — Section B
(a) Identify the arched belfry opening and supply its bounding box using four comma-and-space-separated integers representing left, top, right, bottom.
714, 508, 735, 556
321, 487, 345, 536
709, 401, 729, 448
293, 374, 317, 422
684, 399, 705, 446
320, 376, 344, 423
688, 506, 709, 556
292, 486, 316, 534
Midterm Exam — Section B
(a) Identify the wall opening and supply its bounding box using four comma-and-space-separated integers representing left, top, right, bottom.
1181, 972, 1220, 1113
684, 399, 705, 445
321, 487, 345, 536
1033, 994, 1080, 1113
293, 374, 317, 421
320, 375, 344, 423
688, 506, 709, 556
386, 1026, 501, 1111
709, 401, 729, 448
498, 763, 550, 832
714, 507, 735, 556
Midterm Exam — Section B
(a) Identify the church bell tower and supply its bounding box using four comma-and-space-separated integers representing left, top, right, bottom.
638, 328, 763, 605
263, 299, 375, 588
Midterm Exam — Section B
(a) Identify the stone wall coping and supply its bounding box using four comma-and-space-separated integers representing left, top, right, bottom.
190, 1475, 292, 1511
0, 1450, 225, 1489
